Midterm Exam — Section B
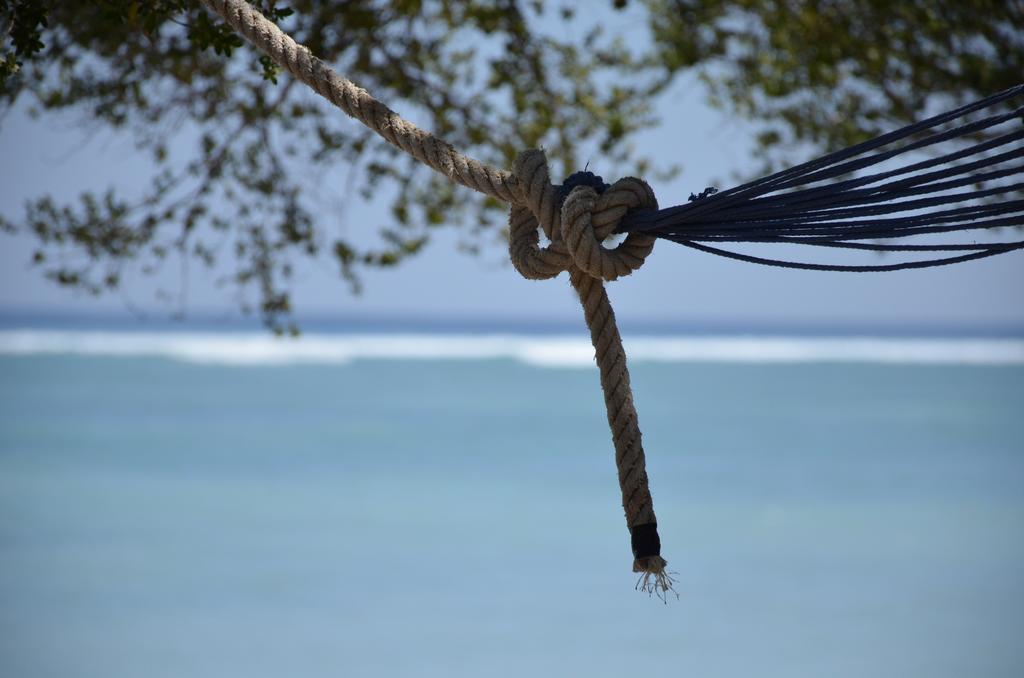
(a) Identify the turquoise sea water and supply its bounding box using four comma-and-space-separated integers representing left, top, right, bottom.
1, 333, 1023, 677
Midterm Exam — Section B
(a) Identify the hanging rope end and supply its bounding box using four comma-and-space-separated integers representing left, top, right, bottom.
633, 555, 677, 602
630, 522, 676, 601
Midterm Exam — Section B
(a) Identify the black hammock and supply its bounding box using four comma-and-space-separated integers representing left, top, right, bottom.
611, 83, 1024, 272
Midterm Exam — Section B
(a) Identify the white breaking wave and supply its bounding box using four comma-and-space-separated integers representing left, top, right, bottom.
0, 329, 1022, 367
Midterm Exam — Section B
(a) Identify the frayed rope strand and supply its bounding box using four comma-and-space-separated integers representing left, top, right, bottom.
635, 557, 679, 604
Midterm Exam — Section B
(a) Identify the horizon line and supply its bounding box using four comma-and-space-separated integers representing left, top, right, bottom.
0, 307, 1023, 338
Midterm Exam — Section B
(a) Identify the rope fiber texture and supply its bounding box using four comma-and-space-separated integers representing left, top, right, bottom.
200, 0, 673, 595
200, 0, 518, 203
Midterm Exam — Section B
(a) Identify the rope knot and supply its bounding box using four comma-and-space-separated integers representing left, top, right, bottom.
509, 149, 657, 281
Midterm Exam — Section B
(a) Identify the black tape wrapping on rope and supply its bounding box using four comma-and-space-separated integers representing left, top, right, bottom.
630, 522, 662, 561
614, 84, 1024, 271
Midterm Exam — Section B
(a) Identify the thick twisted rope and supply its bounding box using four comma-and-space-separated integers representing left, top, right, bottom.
199, 0, 672, 593
200, 0, 517, 203
509, 150, 670, 592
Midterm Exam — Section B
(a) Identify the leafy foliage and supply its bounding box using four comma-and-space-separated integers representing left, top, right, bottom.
644, 0, 1024, 172
1, 0, 1019, 330
0, 0, 47, 83
1, 0, 664, 331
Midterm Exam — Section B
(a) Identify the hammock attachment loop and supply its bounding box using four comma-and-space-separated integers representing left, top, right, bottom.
509, 149, 657, 281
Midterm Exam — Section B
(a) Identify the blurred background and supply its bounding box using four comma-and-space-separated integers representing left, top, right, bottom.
1, 2, 1022, 677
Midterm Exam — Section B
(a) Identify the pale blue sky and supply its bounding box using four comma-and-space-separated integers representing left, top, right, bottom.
1, 17, 1021, 332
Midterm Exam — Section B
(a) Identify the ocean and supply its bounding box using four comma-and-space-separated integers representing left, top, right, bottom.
1, 321, 1023, 677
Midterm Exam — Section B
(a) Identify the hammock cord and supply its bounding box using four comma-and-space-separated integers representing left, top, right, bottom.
616, 85, 1024, 271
